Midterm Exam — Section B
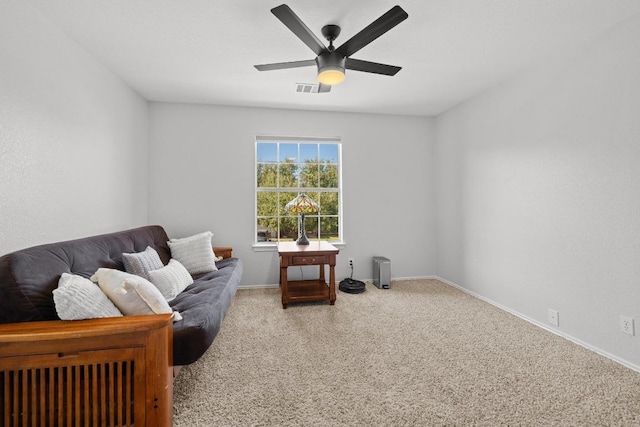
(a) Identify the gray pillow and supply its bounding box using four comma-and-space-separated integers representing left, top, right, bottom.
123, 246, 163, 280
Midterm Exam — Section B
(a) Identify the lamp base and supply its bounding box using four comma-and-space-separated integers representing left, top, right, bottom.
296, 235, 310, 245
296, 214, 310, 245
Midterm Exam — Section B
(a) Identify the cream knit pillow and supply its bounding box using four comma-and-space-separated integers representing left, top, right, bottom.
90, 268, 175, 317
148, 259, 194, 301
167, 231, 218, 274
53, 273, 122, 320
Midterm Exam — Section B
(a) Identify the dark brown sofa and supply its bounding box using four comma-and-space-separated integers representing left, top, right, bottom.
0, 225, 243, 365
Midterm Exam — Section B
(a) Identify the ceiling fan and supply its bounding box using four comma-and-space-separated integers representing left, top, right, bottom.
254, 4, 409, 93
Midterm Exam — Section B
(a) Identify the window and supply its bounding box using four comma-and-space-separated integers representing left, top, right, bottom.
255, 136, 342, 245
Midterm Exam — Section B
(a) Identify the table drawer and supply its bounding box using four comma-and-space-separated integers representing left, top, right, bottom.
291, 255, 328, 265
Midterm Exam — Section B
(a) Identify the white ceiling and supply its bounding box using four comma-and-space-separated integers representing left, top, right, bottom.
27, 0, 640, 116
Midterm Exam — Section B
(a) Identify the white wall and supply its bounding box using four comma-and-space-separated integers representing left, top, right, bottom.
0, 1, 149, 254
435, 16, 640, 368
148, 103, 435, 286
10, 0, 636, 369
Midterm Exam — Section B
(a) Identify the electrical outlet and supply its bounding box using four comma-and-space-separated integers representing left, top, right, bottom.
620, 315, 635, 336
348, 258, 354, 268
548, 309, 559, 327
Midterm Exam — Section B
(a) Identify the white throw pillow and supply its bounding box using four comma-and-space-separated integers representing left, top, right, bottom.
167, 231, 218, 274
53, 273, 122, 320
122, 246, 164, 281
90, 268, 175, 317
148, 259, 194, 301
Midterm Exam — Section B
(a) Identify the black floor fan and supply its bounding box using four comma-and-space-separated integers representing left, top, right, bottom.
339, 261, 365, 294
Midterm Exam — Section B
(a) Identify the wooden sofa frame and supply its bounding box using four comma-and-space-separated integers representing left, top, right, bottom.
0, 246, 234, 427
0, 314, 173, 427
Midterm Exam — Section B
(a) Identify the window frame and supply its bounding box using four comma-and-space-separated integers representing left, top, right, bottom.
254, 136, 343, 249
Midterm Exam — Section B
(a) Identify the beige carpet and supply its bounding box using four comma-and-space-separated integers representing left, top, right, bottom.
172, 279, 640, 426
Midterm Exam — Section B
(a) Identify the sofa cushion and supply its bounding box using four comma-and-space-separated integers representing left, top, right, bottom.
0, 225, 242, 367
53, 273, 123, 320
169, 257, 242, 365
0, 225, 171, 323
167, 231, 218, 275
148, 259, 193, 301
123, 246, 164, 281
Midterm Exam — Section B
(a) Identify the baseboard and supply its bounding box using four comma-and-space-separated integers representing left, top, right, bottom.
392, 275, 439, 281
436, 276, 640, 373
238, 275, 438, 290
238, 283, 279, 289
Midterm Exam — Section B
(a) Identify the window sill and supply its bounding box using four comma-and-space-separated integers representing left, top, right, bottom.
252, 241, 345, 252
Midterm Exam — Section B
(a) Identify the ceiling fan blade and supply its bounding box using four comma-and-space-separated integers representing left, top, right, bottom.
254, 59, 317, 71
318, 83, 332, 93
271, 4, 327, 56
336, 6, 408, 57
346, 58, 401, 76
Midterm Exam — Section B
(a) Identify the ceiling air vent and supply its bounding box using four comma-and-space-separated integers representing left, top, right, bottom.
295, 83, 319, 94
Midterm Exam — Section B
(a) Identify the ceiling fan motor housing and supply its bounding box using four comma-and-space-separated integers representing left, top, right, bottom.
316, 51, 346, 85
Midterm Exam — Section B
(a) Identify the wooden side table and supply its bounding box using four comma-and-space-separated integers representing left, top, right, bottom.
277, 241, 339, 309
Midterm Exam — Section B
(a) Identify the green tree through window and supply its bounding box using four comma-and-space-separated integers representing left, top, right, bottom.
256, 140, 341, 243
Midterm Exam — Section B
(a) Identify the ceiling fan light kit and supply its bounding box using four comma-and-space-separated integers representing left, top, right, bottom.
254, 4, 408, 93
317, 51, 346, 85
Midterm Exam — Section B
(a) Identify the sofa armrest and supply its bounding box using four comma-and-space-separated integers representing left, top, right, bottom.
0, 314, 173, 426
214, 246, 233, 259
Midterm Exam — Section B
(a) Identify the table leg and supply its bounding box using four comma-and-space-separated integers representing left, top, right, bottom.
329, 263, 336, 305
280, 263, 289, 309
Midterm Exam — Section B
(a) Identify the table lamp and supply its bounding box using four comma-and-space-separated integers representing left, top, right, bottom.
285, 193, 319, 245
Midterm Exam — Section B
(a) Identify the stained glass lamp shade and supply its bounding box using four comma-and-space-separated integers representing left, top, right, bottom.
285, 193, 319, 245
